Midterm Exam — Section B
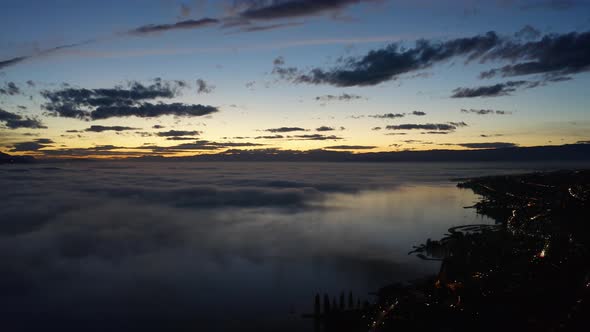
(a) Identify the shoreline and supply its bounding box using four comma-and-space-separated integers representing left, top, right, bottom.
309, 170, 590, 331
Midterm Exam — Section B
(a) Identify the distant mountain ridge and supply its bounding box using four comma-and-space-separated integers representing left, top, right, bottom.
2, 144, 590, 163
0, 152, 35, 164
152, 143, 590, 162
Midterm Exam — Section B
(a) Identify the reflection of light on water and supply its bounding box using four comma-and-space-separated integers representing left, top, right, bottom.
315, 184, 495, 256
207, 183, 495, 318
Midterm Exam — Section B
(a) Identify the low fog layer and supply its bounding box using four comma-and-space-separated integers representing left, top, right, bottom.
1, 161, 586, 331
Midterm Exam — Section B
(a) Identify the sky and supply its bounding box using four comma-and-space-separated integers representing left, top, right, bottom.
1, 0, 589, 158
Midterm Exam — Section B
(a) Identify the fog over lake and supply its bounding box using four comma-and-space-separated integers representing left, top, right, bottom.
2, 161, 588, 331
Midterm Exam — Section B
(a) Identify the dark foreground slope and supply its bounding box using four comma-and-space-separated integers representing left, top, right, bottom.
313, 170, 590, 332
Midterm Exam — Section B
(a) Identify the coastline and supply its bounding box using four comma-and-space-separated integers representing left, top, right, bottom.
310, 170, 590, 332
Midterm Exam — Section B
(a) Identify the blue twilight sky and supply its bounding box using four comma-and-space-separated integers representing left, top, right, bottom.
1, 0, 589, 158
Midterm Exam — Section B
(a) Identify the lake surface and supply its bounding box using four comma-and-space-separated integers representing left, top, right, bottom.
1, 161, 589, 331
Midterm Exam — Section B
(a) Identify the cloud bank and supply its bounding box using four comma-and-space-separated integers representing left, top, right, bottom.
85, 125, 139, 132
386, 122, 467, 132
41, 80, 219, 120
234, 0, 379, 20
264, 126, 307, 133
0, 108, 46, 129
128, 18, 219, 35
273, 29, 590, 91
456, 142, 518, 149
461, 109, 511, 115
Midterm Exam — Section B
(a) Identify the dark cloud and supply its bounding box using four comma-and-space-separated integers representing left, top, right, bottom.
43, 103, 89, 119
275, 29, 590, 89
273, 56, 285, 66
165, 136, 200, 141
0, 41, 93, 71
386, 123, 466, 131
451, 80, 532, 98
128, 18, 219, 35
0, 56, 27, 70
255, 135, 284, 139
10, 142, 47, 152
219, 16, 252, 29
546, 76, 573, 82
133, 131, 153, 137
0, 82, 20, 95
208, 141, 265, 147
26, 80, 35, 87
0, 109, 20, 121
150, 140, 265, 152
41, 80, 219, 120
290, 134, 343, 140
9, 138, 55, 152
34, 138, 54, 144
461, 108, 511, 115
456, 142, 518, 149
315, 93, 364, 102
422, 131, 450, 135
42, 80, 180, 109
316, 126, 335, 131
152, 124, 165, 129
515, 25, 541, 40
244, 134, 342, 141
156, 130, 202, 137
84, 125, 139, 132
371, 126, 382, 131
264, 127, 307, 133
324, 145, 376, 150
411, 111, 427, 116
235, 0, 378, 20
271, 60, 300, 80
278, 31, 502, 86
480, 30, 590, 79
370, 113, 405, 119
89, 103, 219, 120
245, 81, 256, 90
481, 134, 505, 138
149, 143, 218, 151
237, 21, 303, 32
449, 121, 468, 127
196, 79, 214, 94
0, 108, 46, 129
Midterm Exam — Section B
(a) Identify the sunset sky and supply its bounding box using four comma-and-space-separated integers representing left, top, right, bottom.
1, 0, 589, 158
